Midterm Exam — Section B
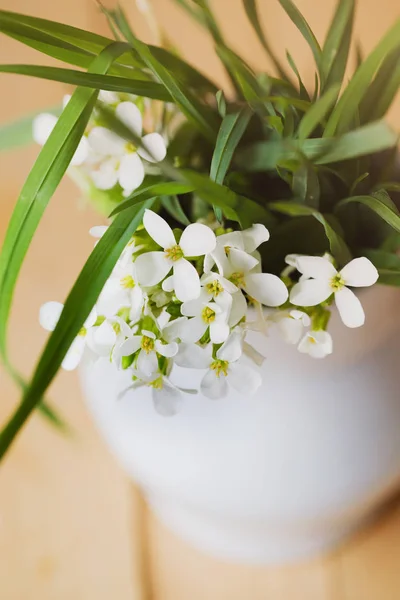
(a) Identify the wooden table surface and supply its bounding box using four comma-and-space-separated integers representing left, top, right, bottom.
0, 1, 399, 598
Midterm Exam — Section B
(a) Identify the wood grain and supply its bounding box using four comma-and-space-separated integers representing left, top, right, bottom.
0, 1, 399, 598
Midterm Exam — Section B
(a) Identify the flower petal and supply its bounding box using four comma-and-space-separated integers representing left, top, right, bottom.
242, 223, 270, 253
137, 348, 158, 378
277, 316, 304, 345
180, 290, 209, 317
334, 287, 365, 328
209, 320, 230, 344
228, 363, 262, 395
173, 258, 201, 302
175, 343, 212, 369
244, 273, 288, 306
130, 286, 145, 323
86, 320, 116, 356
290, 279, 332, 306
98, 90, 120, 105
71, 136, 89, 166
39, 301, 63, 332
143, 209, 176, 249
62, 336, 86, 371
162, 316, 188, 342
88, 126, 125, 156
179, 316, 207, 343
295, 255, 337, 280
118, 335, 142, 357
162, 275, 174, 292
138, 133, 167, 163
135, 251, 172, 286
228, 248, 259, 273
84, 306, 98, 328
200, 369, 228, 400
152, 382, 183, 417
217, 330, 243, 362
118, 153, 145, 193
217, 231, 244, 250
116, 101, 143, 137
298, 331, 333, 358
32, 113, 57, 146
155, 339, 178, 357
90, 158, 119, 190
228, 291, 247, 327
89, 225, 108, 239
179, 223, 216, 257
339, 257, 379, 287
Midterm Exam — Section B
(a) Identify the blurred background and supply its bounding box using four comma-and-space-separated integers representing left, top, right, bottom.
0, 1, 399, 598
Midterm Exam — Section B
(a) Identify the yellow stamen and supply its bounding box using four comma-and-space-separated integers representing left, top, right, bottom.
141, 335, 155, 353
206, 280, 224, 296
210, 359, 229, 377
165, 245, 184, 261
202, 306, 216, 324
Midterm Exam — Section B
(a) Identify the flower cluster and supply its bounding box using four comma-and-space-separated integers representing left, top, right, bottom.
33, 91, 171, 199
40, 211, 379, 416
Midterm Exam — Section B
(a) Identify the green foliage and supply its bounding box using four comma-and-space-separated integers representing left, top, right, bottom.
0, 0, 399, 459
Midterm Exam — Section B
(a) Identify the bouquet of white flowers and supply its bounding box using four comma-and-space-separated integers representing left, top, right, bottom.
0, 0, 399, 455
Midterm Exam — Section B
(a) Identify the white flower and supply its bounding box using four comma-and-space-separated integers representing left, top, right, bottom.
290, 256, 379, 328
39, 301, 97, 370
33, 112, 89, 166
215, 244, 288, 314
98, 90, 120, 105
89, 225, 109, 240
97, 256, 145, 322
87, 101, 166, 196
298, 330, 333, 359
179, 289, 231, 343
135, 209, 216, 302
86, 315, 133, 366
120, 373, 196, 417
118, 328, 178, 379
275, 309, 311, 344
175, 332, 262, 400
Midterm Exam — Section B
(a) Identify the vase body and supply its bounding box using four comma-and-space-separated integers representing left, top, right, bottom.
80, 285, 400, 564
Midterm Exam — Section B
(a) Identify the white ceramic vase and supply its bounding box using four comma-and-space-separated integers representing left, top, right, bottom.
80, 285, 400, 564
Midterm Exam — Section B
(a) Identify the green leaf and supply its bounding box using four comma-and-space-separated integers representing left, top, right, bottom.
161, 195, 191, 226
0, 11, 140, 75
216, 46, 274, 116
297, 84, 340, 139
324, 17, 400, 135
269, 200, 351, 264
359, 47, 400, 123
215, 90, 227, 117
181, 169, 271, 228
210, 108, 253, 184
320, 0, 355, 90
242, 0, 293, 83
0, 105, 59, 152
111, 16, 220, 141
0, 200, 154, 460
285, 51, 310, 101
0, 42, 128, 389
109, 181, 195, 217
335, 193, 400, 233
237, 121, 398, 170
210, 107, 252, 221
0, 64, 173, 101
278, 0, 322, 73
292, 162, 320, 208
0, 10, 218, 93
192, 0, 224, 45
